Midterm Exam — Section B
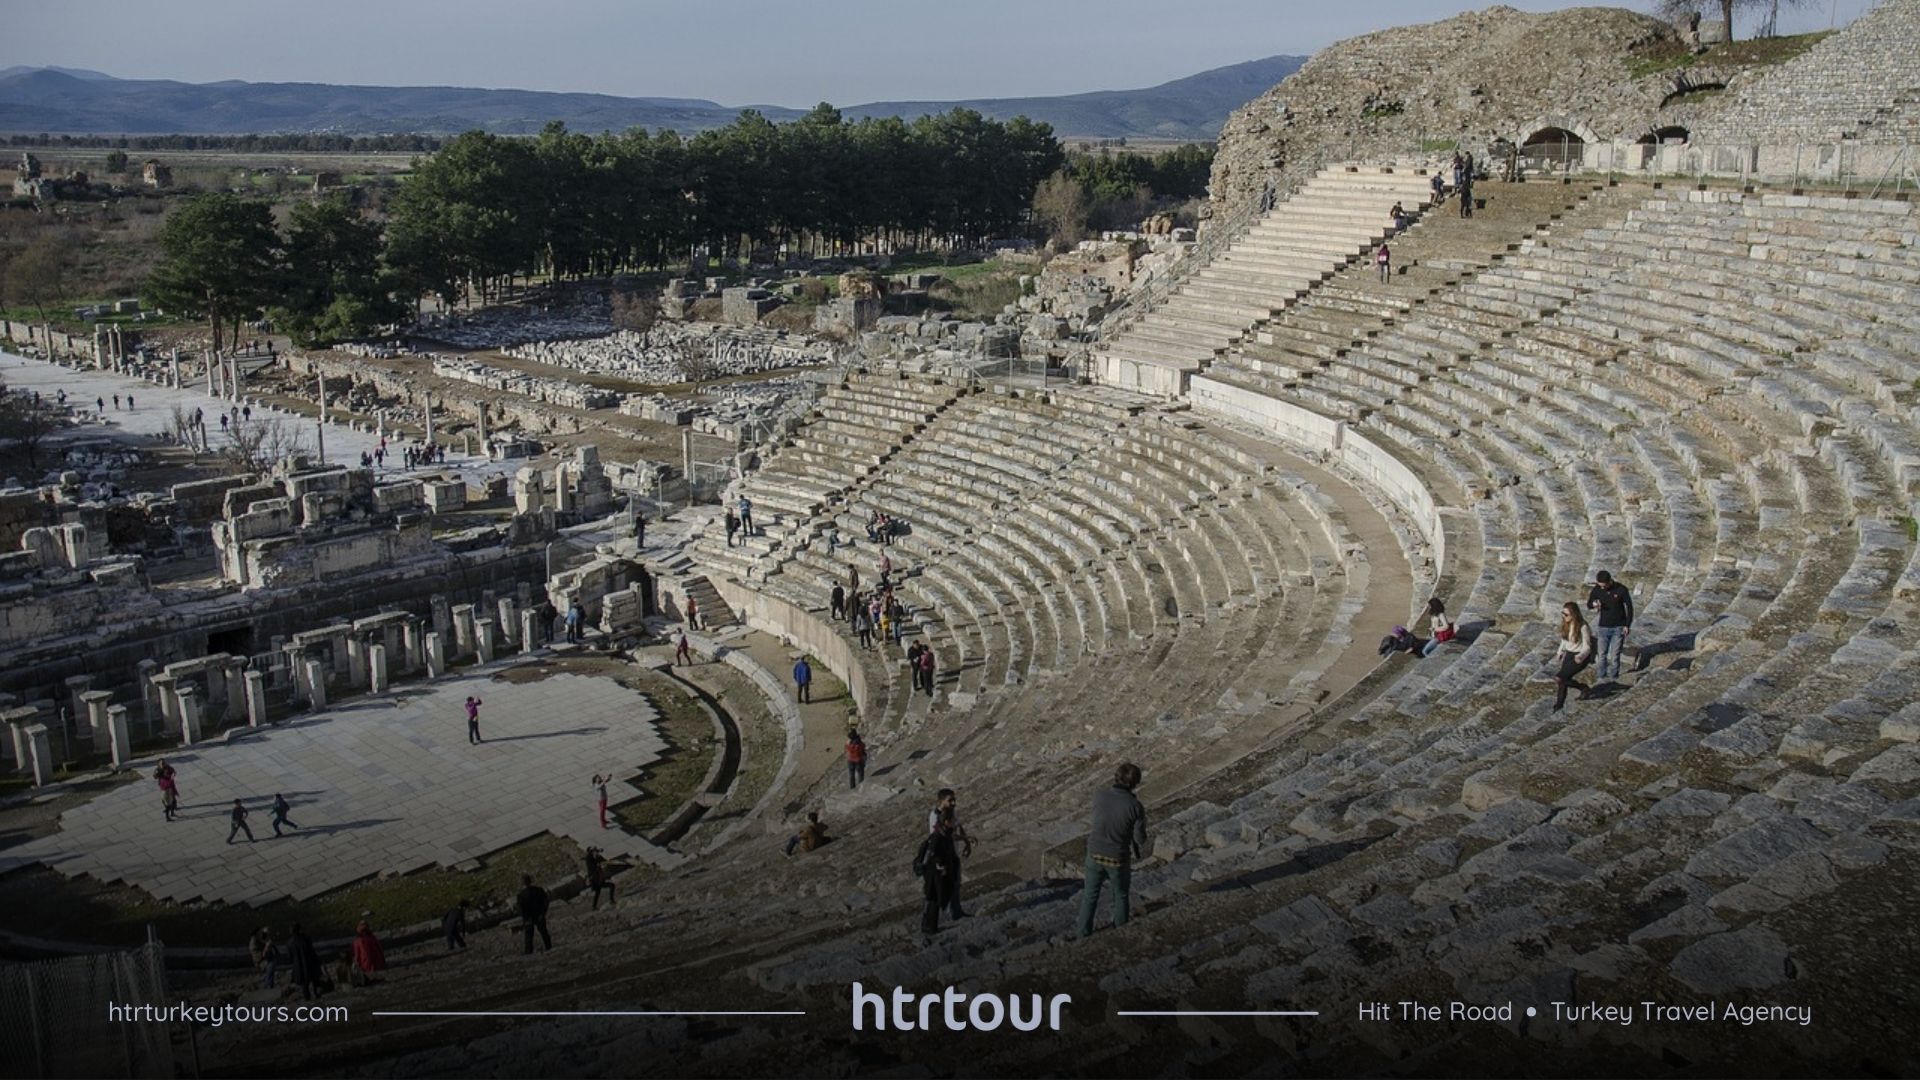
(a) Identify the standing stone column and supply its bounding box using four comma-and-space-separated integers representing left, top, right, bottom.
65, 675, 94, 742
304, 660, 329, 711
328, 628, 352, 675
431, 594, 453, 641
80, 691, 114, 755
169, 349, 181, 388
269, 637, 290, 690
402, 619, 424, 673
369, 644, 389, 694
424, 632, 446, 678
151, 673, 180, 736
24, 724, 53, 788
5, 714, 35, 775
226, 657, 249, 714
136, 659, 159, 733
176, 684, 203, 747
105, 705, 132, 769
243, 670, 268, 727
204, 666, 230, 722
520, 609, 542, 653
474, 619, 496, 665
497, 597, 519, 646
452, 604, 476, 658
347, 634, 369, 688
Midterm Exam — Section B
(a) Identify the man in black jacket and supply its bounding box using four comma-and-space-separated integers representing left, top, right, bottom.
1586, 570, 1634, 682
1078, 763, 1147, 939
443, 899, 469, 951
287, 923, 325, 1000
517, 874, 552, 954
915, 815, 960, 937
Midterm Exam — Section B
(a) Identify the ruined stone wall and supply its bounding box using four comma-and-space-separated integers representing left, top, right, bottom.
1206, 5, 1690, 220
0, 545, 547, 706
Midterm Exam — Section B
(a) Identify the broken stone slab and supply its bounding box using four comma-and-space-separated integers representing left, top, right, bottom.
1668, 925, 1794, 994
1683, 815, 1827, 882
1249, 895, 1353, 956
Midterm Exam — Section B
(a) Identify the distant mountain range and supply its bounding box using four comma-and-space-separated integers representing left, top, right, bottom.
0, 56, 1305, 141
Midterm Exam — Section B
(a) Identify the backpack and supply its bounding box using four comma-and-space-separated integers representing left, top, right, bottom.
912, 835, 933, 878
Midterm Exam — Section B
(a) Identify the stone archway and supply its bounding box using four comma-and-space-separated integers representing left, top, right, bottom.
1519, 122, 1591, 170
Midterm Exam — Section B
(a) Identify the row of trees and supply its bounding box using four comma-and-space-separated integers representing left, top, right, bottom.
387, 108, 1063, 304
145, 194, 406, 352
139, 107, 1067, 346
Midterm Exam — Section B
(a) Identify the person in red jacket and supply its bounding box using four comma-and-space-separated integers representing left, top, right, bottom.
845, 729, 867, 789
351, 921, 386, 985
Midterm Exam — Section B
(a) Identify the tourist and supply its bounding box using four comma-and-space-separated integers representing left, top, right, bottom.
1430, 170, 1445, 204
1376, 242, 1392, 283
737, 494, 754, 536
634, 511, 646, 548
248, 926, 280, 989
443, 900, 469, 951
1459, 168, 1475, 219
914, 812, 960, 936
830, 583, 846, 621
1421, 598, 1456, 658
1078, 763, 1147, 939
1553, 600, 1596, 711
592, 772, 611, 829
877, 607, 893, 649
928, 789, 972, 920
1390, 201, 1408, 232
1377, 625, 1421, 657
226, 798, 255, 844
725, 510, 740, 548
351, 921, 386, 984
877, 550, 892, 584
241, 405, 250, 422
1586, 570, 1634, 682
784, 811, 829, 857
287, 923, 325, 1000
125, 394, 133, 410
565, 601, 585, 644
865, 512, 881, 544
848, 567, 860, 600
853, 608, 873, 649
845, 729, 866, 789
361, 451, 373, 469
585, 846, 616, 910
917, 644, 937, 696
154, 758, 180, 822
270, 792, 298, 837
906, 642, 925, 693
675, 630, 692, 667
793, 655, 813, 704
517, 874, 552, 953
112, 394, 120, 410
95, 396, 105, 414
465, 695, 484, 744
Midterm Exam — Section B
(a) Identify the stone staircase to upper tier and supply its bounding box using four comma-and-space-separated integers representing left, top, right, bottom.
1090, 162, 1443, 397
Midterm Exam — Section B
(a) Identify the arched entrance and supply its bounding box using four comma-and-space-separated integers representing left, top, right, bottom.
1521, 127, 1585, 170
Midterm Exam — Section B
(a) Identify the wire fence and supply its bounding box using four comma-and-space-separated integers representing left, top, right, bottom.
0, 941, 174, 1079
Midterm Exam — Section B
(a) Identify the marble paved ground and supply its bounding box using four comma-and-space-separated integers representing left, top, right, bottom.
0, 669, 674, 908
0, 349, 500, 486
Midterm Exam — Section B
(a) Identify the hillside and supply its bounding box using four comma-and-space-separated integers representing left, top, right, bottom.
0, 55, 1305, 140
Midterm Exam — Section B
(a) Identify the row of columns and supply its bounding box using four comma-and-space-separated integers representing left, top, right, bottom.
7, 586, 553, 787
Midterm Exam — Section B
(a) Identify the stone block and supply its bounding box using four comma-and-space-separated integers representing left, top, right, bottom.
369, 644, 389, 694
24, 723, 52, 787
105, 705, 131, 769
243, 670, 267, 727
425, 632, 446, 678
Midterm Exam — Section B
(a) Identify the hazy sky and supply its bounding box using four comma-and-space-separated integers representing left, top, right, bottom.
6, 0, 1862, 105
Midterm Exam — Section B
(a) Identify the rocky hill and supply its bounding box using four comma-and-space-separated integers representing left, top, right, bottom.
1206, 5, 1698, 217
